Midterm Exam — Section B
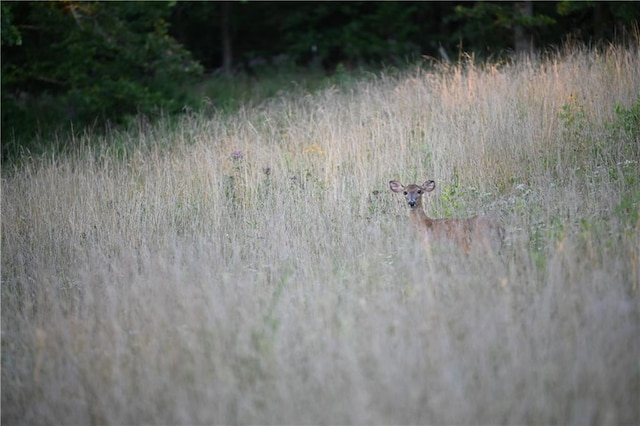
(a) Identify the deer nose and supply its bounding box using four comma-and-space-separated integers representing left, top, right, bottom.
408, 200, 417, 207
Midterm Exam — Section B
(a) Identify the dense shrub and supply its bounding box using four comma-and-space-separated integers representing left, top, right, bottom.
1, 2, 202, 159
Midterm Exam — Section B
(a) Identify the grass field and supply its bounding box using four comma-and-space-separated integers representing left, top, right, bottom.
2, 43, 639, 425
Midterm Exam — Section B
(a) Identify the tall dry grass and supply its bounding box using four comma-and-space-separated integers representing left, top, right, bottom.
2, 43, 639, 425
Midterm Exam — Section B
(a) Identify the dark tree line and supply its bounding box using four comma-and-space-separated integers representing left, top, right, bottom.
167, 1, 638, 72
2, 1, 638, 158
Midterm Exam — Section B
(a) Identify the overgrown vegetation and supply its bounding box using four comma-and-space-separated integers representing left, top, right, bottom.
3, 2, 639, 162
2, 43, 639, 425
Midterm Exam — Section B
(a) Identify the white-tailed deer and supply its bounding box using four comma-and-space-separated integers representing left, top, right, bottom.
389, 179, 505, 253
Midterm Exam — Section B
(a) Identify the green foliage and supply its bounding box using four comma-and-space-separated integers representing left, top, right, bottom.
556, 1, 640, 41
558, 94, 588, 134
1, 2, 203, 160
555, 95, 640, 233
279, 2, 421, 68
1, 3, 22, 46
558, 93, 591, 158
609, 98, 640, 225
612, 97, 640, 141
438, 179, 467, 218
556, 94, 640, 199
557, 0, 640, 26
614, 190, 640, 228
556, 1, 594, 17
599, 97, 640, 183
448, 2, 556, 55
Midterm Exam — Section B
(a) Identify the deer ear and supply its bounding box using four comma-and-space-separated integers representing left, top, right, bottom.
389, 181, 404, 193
423, 180, 436, 192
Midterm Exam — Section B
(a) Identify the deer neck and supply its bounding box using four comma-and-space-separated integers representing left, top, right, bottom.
409, 204, 434, 229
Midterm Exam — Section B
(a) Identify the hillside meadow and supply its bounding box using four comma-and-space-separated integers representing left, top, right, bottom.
2, 43, 639, 424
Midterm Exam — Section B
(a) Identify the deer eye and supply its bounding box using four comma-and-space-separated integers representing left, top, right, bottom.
417, 190, 422, 194
403, 191, 408, 195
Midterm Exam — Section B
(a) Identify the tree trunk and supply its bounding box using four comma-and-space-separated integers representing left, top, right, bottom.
514, 1, 533, 54
220, 1, 232, 75
593, 2, 607, 41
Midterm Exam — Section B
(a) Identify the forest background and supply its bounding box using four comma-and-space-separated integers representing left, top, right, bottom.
2, 1, 639, 160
